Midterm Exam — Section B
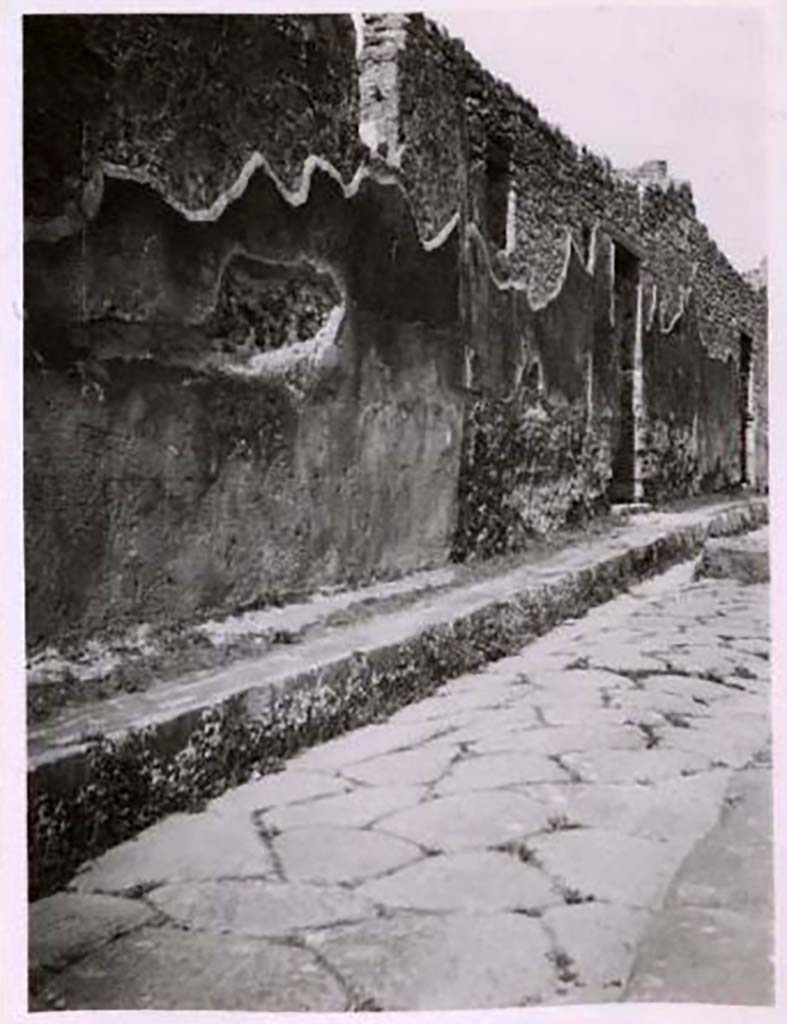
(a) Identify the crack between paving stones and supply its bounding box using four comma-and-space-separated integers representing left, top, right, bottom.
337, 726, 461, 771
29, 911, 166, 995
281, 933, 384, 1012
590, 663, 751, 693
248, 786, 358, 818
69, 879, 165, 900
251, 808, 288, 882
547, 753, 585, 783
407, 749, 471, 797
538, 913, 587, 997
362, 825, 444, 860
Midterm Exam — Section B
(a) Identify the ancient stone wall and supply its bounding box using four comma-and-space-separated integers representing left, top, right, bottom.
23, 15, 465, 646
23, 13, 767, 648
25, 14, 364, 230
384, 14, 767, 550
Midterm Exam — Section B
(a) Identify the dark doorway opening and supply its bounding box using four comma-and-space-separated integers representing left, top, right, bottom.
485, 138, 511, 252
739, 333, 753, 484
580, 224, 593, 267
610, 242, 641, 502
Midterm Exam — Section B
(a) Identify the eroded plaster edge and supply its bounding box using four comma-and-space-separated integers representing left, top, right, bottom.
25, 150, 461, 255
24, 149, 749, 364
466, 220, 576, 314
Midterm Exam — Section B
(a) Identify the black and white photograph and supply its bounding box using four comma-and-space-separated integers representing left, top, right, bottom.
3, 0, 784, 1017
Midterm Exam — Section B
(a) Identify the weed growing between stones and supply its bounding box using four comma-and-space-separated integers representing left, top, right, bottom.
561, 886, 596, 905
548, 948, 580, 985
514, 906, 543, 918
662, 710, 691, 729
546, 814, 583, 832
635, 721, 662, 748
494, 839, 539, 864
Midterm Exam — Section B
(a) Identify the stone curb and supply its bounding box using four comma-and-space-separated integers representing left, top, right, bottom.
27, 499, 767, 900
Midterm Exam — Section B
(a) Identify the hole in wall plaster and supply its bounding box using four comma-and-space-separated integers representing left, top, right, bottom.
203, 254, 343, 365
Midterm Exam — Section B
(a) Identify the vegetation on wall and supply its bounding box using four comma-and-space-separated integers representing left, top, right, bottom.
452, 387, 610, 562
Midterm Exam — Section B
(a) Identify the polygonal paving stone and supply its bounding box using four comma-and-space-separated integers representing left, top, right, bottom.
305, 910, 552, 1009
715, 694, 771, 719
263, 784, 426, 831
289, 720, 451, 772
522, 770, 731, 845
32, 927, 345, 1011
486, 702, 547, 727
434, 683, 518, 709
479, 723, 644, 758
582, 646, 669, 676
384, 698, 475, 730
30, 892, 155, 974
664, 724, 769, 768
668, 711, 770, 756
440, 669, 525, 696
358, 850, 555, 912
148, 879, 376, 935
727, 639, 770, 660
434, 751, 567, 794
274, 826, 421, 884
341, 744, 456, 786
377, 790, 550, 853
511, 647, 576, 673
606, 688, 713, 719
449, 714, 541, 747
478, 654, 544, 679
208, 769, 349, 817
69, 810, 276, 894
542, 902, 651, 1002
558, 747, 712, 785
527, 668, 632, 695
528, 829, 687, 908
713, 626, 769, 642
659, 650, 768, 684
631, 674, 739, 705
532, 700, 627, 728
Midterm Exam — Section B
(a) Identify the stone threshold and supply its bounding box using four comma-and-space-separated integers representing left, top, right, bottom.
27, 497, 767, 899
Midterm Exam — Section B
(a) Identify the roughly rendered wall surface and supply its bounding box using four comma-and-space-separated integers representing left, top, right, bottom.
24, 13, 768, 647
381, 14, 767, 552
24, 14, 464, 645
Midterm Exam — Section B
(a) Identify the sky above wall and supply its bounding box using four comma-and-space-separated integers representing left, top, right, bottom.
428, 4, 766, 272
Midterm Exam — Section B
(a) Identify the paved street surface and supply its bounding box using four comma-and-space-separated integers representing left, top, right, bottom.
30, 532, 772, 1011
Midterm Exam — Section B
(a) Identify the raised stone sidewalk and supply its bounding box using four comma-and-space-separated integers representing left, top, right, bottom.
29, 523, 772, 1009
28, 497, 767, 900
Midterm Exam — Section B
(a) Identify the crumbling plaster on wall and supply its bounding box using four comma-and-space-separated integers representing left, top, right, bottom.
376, 14, 765, 367
22, 17, 470, 648
25, 12, 764, 365
27, 149, 463, 258
388, 13, 766, 499
24, 70, 472, 643
23, 12, 767, 648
